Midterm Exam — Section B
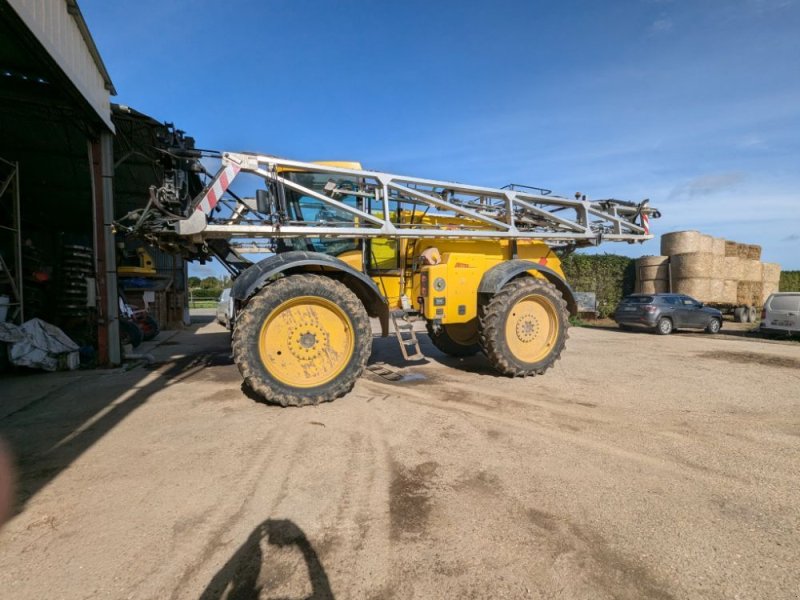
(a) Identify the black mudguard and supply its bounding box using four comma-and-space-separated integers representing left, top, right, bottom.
231, 251, 390, 335
478, 259, 578, 316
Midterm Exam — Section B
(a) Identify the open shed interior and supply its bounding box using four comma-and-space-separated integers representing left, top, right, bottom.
0, 4, 101, 348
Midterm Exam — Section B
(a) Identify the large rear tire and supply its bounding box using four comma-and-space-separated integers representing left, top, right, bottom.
425, 320, 481, 357
232, 274, 371, 406
478, 277, 568, 376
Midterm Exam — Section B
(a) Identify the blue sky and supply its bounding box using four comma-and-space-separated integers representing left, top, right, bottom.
81, 0, 800, 276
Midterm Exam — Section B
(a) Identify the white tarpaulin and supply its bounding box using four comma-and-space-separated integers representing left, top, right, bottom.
0, 319, 79, 371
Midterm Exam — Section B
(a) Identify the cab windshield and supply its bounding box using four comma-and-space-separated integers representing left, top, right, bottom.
279, 171, 360, 256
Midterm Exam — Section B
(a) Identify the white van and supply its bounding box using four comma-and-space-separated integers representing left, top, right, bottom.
761, 293, 800, 335
215, 288, 234, 330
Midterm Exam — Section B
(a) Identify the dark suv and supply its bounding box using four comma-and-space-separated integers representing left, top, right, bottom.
613, 293, 723, 335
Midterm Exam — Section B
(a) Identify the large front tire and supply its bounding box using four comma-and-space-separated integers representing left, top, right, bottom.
232, 274, 371, 406
479, 277, 568, 376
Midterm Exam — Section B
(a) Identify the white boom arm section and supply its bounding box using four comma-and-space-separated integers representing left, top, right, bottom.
158, 151, 659, 247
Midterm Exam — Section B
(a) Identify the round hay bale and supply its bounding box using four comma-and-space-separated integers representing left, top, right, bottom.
697, 234, 713, 253
761, 262, 781, 283
636, 255, 670, 267
635, 256, 669, 283
736, 243, 749, 259
708, 278, 725, 303
639, 280, 669, 294
741, 260, 762, 283
638, 265, 670, 280
762, 280, 780, 304
660, 231, 710, 256
746, 244, 762, 261
672, 277, 710, 299
736, 281, 763, 306
671, 253, 723, 279
724, 240, 738, 257
723, 256, 742, 280
723, 279, 738, 304
711, 237, 726, 256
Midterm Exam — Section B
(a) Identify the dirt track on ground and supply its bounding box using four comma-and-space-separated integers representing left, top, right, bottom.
1, 318, 799, 599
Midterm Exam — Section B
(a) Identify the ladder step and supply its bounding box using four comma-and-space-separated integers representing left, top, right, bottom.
390, 309, 425, 361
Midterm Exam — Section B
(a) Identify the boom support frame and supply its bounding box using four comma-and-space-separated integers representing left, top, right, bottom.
146, 151, 658, 245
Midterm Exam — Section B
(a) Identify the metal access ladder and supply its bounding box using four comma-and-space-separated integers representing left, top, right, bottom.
390, 310, 424, 361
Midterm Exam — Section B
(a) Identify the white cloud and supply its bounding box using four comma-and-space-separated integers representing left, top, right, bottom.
669, 172, 746, 199
649, 17, 674, 34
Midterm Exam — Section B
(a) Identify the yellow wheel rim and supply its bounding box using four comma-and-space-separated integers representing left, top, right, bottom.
258, 296, 355, 388
504, 294, 559, 364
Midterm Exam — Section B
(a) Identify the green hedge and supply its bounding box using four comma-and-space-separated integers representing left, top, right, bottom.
780, 271, 800, 292
560, 253, 635, 317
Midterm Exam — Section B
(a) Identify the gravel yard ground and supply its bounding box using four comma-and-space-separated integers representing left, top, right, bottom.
0, 313, 799, 599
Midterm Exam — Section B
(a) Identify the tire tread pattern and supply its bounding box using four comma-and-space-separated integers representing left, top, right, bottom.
478, 277, 569, 377
232, 274, 371, 407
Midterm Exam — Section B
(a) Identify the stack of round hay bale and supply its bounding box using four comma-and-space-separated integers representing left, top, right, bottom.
645, 231, 779, 307
723, 241, 742, 304
761, 262, 781, 304
635, 255, 670, 293
660, 231, 726, 301
737, 243, 763, 306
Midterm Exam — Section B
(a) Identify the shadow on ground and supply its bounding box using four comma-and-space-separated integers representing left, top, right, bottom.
0, 316, 232, 513
368, 333, 500, 376
199, 519, 334, 600
579, 322, 800, 345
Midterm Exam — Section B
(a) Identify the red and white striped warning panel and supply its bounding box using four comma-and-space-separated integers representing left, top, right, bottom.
195, 163, 241, 213
641, 213, 650, 235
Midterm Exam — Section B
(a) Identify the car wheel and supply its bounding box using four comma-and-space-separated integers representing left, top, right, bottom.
706, 318, 721, 334
656, 317, 673, 335
733, 307, 746, 323
747, 306, 758, 323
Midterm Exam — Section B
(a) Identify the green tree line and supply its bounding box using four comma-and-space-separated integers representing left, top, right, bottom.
780, 271, 800, 292
560, 253, 636, 318
188, 276, 230, 300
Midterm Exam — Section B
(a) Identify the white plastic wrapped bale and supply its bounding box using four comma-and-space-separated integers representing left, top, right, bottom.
0, 319, 80, 371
